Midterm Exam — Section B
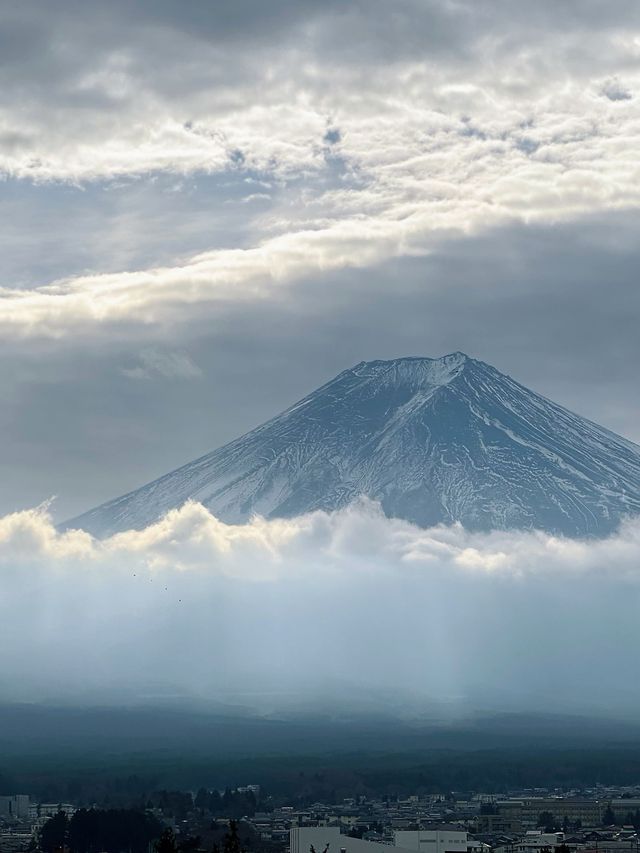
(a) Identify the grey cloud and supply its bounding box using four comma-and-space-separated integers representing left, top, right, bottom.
1, 0, 639, 180
601, 77, 633, 101
122, 349, 203, 381
323, 128, 341, 146
0, 210, 638, 520
0, 1, 637, 112
107, 0, 345, 42
285, 0, 640, 73
0, 172, 267, 288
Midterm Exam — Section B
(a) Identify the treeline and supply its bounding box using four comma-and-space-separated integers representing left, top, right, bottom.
41, 811, 248, 853
15, 746, 640, 809
352, 749, 640, 798
132, 787, 260, 820
605, 807, 640, 829
41, 808, 163, 853
194, 788, 258, 818
156, 821, 246, 853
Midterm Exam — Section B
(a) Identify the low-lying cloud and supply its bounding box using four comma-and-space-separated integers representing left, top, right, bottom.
2, 500, 640, 715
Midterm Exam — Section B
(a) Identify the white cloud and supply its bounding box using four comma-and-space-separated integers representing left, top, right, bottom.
5, 496, 640, 582
2, 500, 640, 710
1, 4, 640, 337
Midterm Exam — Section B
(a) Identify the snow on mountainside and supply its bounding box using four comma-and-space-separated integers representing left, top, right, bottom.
65, 353, 640, 538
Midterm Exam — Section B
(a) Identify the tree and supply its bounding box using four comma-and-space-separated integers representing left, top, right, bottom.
538, 811, 556, 832
60, 808, 162, 853
156, 828, 178, 853
602, 806, 616, 826
40, 812, 69, 853
195, 788, 209, 811
222, 820, 244, 853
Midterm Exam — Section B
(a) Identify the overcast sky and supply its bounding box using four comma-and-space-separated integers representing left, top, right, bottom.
1, 0, 639, 521
3, 0, 640, 715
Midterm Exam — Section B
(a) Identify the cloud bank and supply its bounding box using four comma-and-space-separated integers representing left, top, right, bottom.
2, 500, 640, 714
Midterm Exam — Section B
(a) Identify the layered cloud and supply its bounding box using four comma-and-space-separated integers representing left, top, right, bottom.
2, 1, 639, 183
2, 1, 640, 336
2, 499, 640, 711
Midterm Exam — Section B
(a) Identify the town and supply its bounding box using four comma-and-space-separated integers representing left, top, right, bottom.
4, 785, 640, 853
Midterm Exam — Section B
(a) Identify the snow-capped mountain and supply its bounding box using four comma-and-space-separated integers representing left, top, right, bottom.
66, 353, 640, 538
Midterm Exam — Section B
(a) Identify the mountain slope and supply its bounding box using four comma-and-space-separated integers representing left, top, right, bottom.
65, 353, 640, 537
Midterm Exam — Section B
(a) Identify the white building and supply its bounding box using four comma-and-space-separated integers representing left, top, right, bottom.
513, 831, 564, 853
291, 826, 470, 853
291, 826, 413, 853
395, 828, 469, 853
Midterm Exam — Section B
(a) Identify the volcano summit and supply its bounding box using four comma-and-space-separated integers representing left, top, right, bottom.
67, 353, 640, 538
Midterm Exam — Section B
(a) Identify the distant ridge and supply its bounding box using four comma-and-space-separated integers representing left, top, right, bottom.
65, 353, 640, 537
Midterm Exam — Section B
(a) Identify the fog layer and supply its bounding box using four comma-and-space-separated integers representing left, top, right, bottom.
2, 500, 638, 716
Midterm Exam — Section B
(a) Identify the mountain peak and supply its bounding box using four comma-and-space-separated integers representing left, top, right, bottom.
348, 351, 472, 391
66, 355, 640, 539
354, 351, 470, 370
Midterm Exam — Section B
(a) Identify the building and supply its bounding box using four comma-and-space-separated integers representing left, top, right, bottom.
291, 825, 471, 853
291, 826, 414, 853
0, 830, 33, 852
610, 800, 640, 819
395, 827, 469, 853
0, 796, 30, 820
28, 803, 76, 821
496, 800, 605, 828
513, 831, 565, 853
476, 813, 522, 834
